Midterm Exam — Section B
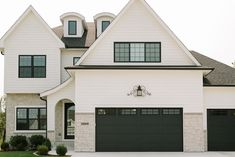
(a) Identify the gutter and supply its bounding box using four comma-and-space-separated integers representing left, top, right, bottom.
39, 96, 48, 139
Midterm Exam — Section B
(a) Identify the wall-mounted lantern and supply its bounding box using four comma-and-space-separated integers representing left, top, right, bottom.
127, 85, 151, 97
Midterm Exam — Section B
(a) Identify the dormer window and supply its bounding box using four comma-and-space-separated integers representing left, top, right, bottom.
102, 21, 110, 32
68, 21, 77, 35
94, 12, 115, 37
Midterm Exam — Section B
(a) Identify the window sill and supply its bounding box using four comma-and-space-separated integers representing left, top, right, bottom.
14, 130, 46, 133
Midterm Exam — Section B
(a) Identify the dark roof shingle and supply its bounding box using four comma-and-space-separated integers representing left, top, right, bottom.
52, 22, 96, 48
191, 51, 235, 86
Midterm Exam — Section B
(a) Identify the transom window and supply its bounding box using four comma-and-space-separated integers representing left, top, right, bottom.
102, 21, 110, 32
19, 55, 46, 78
114, 42, 161, 62
73, 57, 80, 65
16, 108, 46, 130
68, 21, 77, 35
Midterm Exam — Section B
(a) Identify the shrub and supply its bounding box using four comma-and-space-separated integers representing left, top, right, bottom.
37, 145, 48, 155
43, 138, 52, 151
29, 135, 45, 150
56, 145, 67, 156
1, 142, 9, 151
9, 135, 28, 151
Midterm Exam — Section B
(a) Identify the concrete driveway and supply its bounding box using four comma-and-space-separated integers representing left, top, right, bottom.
68, 152, 235, 157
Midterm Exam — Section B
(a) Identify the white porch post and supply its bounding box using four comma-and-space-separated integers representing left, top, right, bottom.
47, 99, 56, 143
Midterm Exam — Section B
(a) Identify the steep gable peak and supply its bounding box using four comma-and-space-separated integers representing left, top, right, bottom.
77, 0, 200, 66
0, 5, 64, 49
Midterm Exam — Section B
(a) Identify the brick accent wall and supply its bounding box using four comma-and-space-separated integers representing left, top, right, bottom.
5, 94, 46, 141
183, 113, 205, 152
75, 112, 95, 152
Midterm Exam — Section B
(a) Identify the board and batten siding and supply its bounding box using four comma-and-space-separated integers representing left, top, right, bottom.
61, 49, 86, 82
75, 70, 203, 113
4, 11, 62, 93
81, 0, 195, 66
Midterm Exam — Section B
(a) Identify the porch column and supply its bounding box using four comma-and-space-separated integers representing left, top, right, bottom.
47, 99, 56, 144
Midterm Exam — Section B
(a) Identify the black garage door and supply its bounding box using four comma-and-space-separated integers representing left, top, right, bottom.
208, 109, 235, 151
96, 108, 183, 152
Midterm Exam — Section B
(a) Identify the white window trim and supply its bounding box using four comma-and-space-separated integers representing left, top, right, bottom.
14, 106, 46, 132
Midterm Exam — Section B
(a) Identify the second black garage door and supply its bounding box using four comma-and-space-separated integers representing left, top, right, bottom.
96, 108, 183, 152
208, 109, 235, 151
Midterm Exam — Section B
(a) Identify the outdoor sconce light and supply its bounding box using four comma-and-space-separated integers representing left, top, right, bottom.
127, 85, 151, 97
137, 85, 143, 96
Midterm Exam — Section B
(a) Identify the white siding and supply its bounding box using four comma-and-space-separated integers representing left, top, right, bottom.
75, 70, 203, 113
63, 16, 84, 38
4, 11, 61, 93
82, 0, 195, 66
203, 87, 235, 130
204, 87, 235, 108
61, 49, 86, 82
47, 80, 75, 130
96, 16, 114, 37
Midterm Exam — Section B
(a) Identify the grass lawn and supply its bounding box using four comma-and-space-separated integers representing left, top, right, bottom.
0, 151, 37, 157
0, 151, 71, 157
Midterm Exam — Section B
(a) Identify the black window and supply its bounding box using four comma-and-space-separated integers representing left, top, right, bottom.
68, 21, 77, 35
19, 55, 46, 78
102, 21, 110, 32
141, 109, 160, 115
16, 108, 46, 130
64, 103, 75, 139
114, 42, 161, 62
119, 109, 137, 115
97, 108, 116, 116
162, 109, 181, 115
73, 57, 80, 65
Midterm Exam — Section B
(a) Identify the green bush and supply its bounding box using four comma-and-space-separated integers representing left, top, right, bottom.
56, 145, 67, 156
43, 138, 52, 151
1, 142, 9, 151
37, 145, 48, 155
9, 135, 28, 151
29, 135, 45, 150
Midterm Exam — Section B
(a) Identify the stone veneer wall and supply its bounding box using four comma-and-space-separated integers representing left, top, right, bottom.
75, 113, 95, 152
55, 102, 63, 142
5, 94, 46, 141
183, 113, 204, 152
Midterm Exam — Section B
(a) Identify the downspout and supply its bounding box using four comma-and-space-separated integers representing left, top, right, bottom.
39, 96, 48, 139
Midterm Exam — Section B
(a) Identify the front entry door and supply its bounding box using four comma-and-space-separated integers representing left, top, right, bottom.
64, 103, 75, 139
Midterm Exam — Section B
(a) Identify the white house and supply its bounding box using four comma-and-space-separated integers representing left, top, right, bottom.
1, 0, 235, 152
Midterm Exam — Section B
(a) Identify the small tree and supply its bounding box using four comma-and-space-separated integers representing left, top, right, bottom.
0, 95, 6, 113
0, 95, 6, 143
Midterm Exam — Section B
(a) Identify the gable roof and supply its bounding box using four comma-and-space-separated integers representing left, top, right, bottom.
0, 5, 64, 49
76, 0, 201, 66
191, 51, 235, 86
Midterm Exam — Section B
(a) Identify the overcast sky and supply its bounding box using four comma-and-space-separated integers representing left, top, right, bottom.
0, 0, 235, 96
